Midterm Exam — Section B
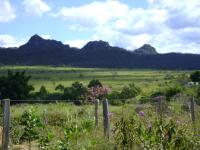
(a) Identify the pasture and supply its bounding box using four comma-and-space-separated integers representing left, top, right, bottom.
0, 66, 189, 94
0, 66, 200, 149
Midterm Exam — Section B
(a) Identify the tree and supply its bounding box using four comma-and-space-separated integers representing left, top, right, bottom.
55, 84, 65, 92
120, 83, 141, 99
190, 71, 200, 82
0, 70, 34, 100
63, 81, 87, 100
88, 79, 102, 88
63, 87, 75, 100
38, 85, 48, 99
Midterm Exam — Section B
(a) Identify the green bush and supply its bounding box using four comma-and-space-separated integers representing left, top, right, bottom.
19, 107, 42, 142
151, 85, 182, 101
109, 99, 124, 106
107, 91, 121, 100
0, 70, 34, 100
114, 116, 200, 149
120, 83, 141, 99
63, 81, 87, 101
38, 130, 54, 150
165, 85, 182, 101
88, 79, 102, 88
190, 71, 200, 82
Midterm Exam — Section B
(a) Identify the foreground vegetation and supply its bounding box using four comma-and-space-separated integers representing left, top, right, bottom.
5, 101, 200, 149
0, 66, 200, 149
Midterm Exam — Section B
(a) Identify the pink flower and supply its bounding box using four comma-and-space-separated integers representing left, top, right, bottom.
138, 111, 145, 117
87, 86, 111, 102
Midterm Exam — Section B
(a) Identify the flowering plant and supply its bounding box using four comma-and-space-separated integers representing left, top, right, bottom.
87, 86, 111, 102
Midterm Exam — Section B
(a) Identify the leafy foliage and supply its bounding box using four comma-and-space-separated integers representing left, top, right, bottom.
165, 85, 182, 101
190, 71, 200, 82
63, 81, 87, 100
55, 84, 65, 92
38, 131, 54, 150
120, 83, 141, 99
114, 115, 200, 149
19, 107, 42, 141
88, 79, 102, 88
38, 85, 48, 99
0, 70, 34, 100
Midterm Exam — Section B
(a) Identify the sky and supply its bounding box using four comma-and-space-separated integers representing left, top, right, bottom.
0, 0, 200, 54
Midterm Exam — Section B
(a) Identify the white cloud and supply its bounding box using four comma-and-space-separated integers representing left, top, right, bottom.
2, 0, 199, 53
22, 0, 50, 17
0, 0, 16, 22
52, 0, 128, 30
64, 40, 87, 48
0, 35, 27, 48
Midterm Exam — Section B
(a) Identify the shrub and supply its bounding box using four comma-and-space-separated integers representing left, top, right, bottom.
87, 86, 111, 102
109, 99, 124, 106
38, 85, 48, 99
55, 84, 65, 92
165, 85, 182, 101
114, 116, 200, 149
0, 70, 34, 100
190, 71, 200, 82
120, 83, 141, 99
107, 91, 121, 100
63, 81, 87, 101
88, 79, 102, 88
38, 130, 54, 150
19, 107, 42, 142
151, 85, 182, 101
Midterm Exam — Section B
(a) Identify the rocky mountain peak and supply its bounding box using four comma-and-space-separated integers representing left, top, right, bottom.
82, 40, 110, 50
134, 44, 158, 55
19, 34, 67, 50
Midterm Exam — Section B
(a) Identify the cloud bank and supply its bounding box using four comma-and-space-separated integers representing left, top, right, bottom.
22, 0, 50, 17
53, 0, 200, 53
0, 0, 16, 22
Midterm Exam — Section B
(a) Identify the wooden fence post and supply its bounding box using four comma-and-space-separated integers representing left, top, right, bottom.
190, 97, 195, 123
102, 99, 110, 139
2, 99, 10, 150
95, 99, 99, 128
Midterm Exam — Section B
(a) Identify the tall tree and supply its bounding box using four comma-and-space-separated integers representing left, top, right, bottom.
190, 71, 200, 82
88, 79, 102, 88
0, 70, 34, 100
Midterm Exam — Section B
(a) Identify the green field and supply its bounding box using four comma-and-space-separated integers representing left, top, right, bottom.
0, 66, 190, 95
0, 66, 200, 149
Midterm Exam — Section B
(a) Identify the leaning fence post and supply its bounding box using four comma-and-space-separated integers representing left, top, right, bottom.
2, 99, 10, 150
190, 97, 195, 123
102, 99, 110, 139
95, 99, 99, 128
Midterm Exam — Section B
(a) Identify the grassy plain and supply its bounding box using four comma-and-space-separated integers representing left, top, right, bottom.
0, 66, 199, 149
0, 66, 190, 95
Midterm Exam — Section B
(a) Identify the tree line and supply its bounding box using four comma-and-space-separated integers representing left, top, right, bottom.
0, 70, 200, 105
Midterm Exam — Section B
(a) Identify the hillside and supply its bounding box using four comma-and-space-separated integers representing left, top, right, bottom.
0, 35, 200, 69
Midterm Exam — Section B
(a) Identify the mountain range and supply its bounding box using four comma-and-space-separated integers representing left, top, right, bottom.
0, 34, 200, 69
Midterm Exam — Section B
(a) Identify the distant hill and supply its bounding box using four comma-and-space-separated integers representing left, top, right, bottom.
0, 34, 200, 69
134, 44, 158, 55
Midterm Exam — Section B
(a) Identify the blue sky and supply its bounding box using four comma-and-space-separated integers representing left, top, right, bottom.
0, 0, 200, 54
